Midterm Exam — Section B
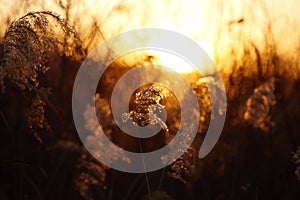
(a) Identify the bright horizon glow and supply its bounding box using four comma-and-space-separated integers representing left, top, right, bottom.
147, 50, 195, 73
0, 0, 299, 66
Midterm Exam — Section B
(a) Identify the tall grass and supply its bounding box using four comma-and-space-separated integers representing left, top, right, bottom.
0, 1, 299, 200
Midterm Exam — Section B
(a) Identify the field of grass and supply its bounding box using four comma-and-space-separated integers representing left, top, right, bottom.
0, 2, 300, 200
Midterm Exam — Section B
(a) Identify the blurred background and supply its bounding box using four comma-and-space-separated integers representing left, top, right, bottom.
0, 0, 300, 199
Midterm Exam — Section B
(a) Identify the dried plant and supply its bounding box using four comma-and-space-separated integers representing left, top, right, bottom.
46, 139, 108, 200
166, 148, 195, 184
27, 88, 51, 143
121, 83, 198, 183
84, 93, 130, 165
74, 149, 109, 200
0, 11, 84, 91
122, 83, 170, 131
0, 2, 299, 199
244, 78, 276, 132
0, 11, 85, 139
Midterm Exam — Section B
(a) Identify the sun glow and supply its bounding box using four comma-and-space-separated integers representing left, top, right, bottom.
147, 51, 195, 73
1, 0, 297, 74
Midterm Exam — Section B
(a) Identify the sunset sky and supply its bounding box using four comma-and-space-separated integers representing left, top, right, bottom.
0, 0, 299, 59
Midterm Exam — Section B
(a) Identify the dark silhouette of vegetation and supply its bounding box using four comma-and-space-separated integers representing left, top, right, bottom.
0, 2, 299, 200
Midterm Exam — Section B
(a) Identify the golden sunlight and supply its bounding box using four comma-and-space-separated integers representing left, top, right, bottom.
147, 50, 195, 73
1, 1, 300, 200
1, 0, 299, 64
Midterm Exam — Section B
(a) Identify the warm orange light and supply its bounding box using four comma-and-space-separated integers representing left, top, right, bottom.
147, 50, 195, 73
